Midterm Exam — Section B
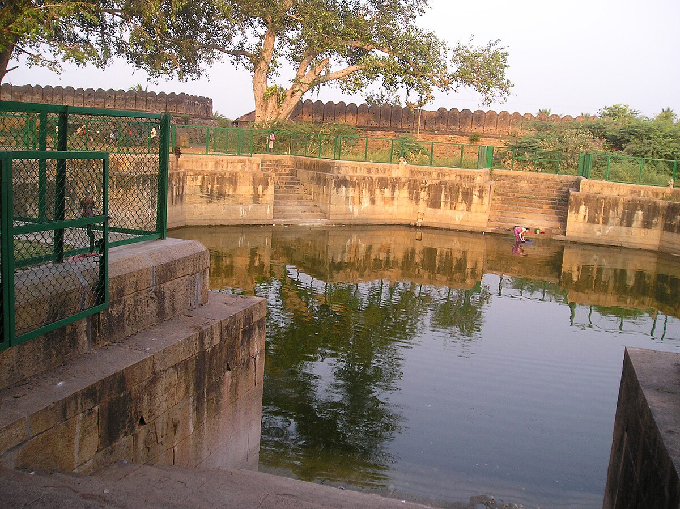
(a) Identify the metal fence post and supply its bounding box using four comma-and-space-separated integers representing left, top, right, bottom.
158, 113, 171, 239
674, 161, 677, 182
459, 145, 464, 168
54, 111, 68, 263
364, 137, 368, 162
638, 158, 644, 184
430, 142, 434, 166
0, 157, 14, 348
606, 155, 611, 181
38, 111, 47, 221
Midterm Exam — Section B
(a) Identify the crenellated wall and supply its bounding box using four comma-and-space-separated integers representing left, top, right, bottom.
268, 99, 592, 135
1, 83, 213, 119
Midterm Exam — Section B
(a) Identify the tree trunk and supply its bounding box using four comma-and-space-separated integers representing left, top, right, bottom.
0, 40, 17, 84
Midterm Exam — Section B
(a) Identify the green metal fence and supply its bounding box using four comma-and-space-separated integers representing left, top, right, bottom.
171, 125, 493, 169
172, 124, 680, 186
0, 101, 169, 246
0, 151, 109, 350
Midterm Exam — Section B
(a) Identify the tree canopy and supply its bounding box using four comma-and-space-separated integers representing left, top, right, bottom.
3, 0, 512, 123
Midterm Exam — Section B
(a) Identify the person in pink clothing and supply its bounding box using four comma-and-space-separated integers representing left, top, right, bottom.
513, 226, 528, 243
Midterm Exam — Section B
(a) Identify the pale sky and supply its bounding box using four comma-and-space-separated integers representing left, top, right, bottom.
7, 0, 680, 120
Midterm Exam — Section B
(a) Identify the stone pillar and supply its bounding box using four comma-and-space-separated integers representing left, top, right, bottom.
472, 110, 485, 132
356, 104, 369, 127
334, 101, 346, 123
30, 85, 43, 104
401, 107, 414, 130
73, 88, 84, 107
510, 112, 522, 133
0, 83, 11, 101
42, 86, 54, 104
367, 105, 380, 127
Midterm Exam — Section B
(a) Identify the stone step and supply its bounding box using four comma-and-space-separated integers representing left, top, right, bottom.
492, 202, 569, 213
492, 189, 570, 200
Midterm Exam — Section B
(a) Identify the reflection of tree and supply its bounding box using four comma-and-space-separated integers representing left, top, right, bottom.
431, 282, 492, 338
258, 272, 428, 487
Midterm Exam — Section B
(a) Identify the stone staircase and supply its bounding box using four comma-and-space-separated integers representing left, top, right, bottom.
488, 171, 581, 234
273, 165, 327, 222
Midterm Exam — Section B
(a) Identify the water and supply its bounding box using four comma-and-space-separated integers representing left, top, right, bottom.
172, 225, 680, 509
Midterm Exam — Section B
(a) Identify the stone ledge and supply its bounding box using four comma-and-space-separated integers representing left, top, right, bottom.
0, 238, 210, 391
0, 292, 265, 474
604, 347, 680, 509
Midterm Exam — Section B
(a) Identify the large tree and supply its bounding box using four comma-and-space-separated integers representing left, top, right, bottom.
3, 1, 512, 124
0, 0, 232, 83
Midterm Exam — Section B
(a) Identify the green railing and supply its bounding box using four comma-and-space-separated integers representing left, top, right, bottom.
0, 101, 169, 246
0, 151, 109, 350
172, 124, 679, 186
171, 125, 492, 169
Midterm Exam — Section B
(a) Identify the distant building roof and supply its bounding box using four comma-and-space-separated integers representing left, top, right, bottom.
235, 110, 255, 126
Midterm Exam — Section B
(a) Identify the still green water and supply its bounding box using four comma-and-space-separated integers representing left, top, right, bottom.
173, 225, 680, 509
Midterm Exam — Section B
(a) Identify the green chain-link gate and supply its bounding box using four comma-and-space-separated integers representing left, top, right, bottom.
0, 100, 170, 350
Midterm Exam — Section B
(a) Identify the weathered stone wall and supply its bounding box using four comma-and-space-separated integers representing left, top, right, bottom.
566, 182, 680, 254
0, 292, 265, 474
295, 157, 492, 229
0, 238, 209, 391
0, 239, 265, 475
1, 83, 213, 119
603, 348, 680, 509
283, 99, 588, 135
168, 155, 273, 228
167, 155, 492, 230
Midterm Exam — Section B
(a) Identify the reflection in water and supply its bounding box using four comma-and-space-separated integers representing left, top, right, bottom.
173, 226, 680, 508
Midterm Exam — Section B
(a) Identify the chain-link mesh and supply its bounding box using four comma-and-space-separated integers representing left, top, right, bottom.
7, 154, 107, 343
0, 107, 163, 246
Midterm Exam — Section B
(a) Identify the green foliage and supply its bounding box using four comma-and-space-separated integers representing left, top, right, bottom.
213, 111, 232, 128
468, 132, 481, 144
597, 104, 640, 122
365, 91, 402, 108
510, 105, 680, 161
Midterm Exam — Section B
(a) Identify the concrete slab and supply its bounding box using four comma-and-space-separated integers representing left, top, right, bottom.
0, 463, 444, 509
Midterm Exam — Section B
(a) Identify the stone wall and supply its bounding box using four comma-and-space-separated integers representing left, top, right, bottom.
1, 83, 213, 119
603, 348, 680, 509
0, 239, 265, 474
294, 157, 492, 229
167, 155, 493, 231
280, 99, 590, 135
566, 181, 680, 254
168, 155, 274, 228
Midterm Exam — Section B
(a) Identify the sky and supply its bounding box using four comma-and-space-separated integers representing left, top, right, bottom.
7, 0, 680, 120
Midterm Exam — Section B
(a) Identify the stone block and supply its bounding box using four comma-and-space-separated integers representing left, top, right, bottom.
17, 408, 98, 471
